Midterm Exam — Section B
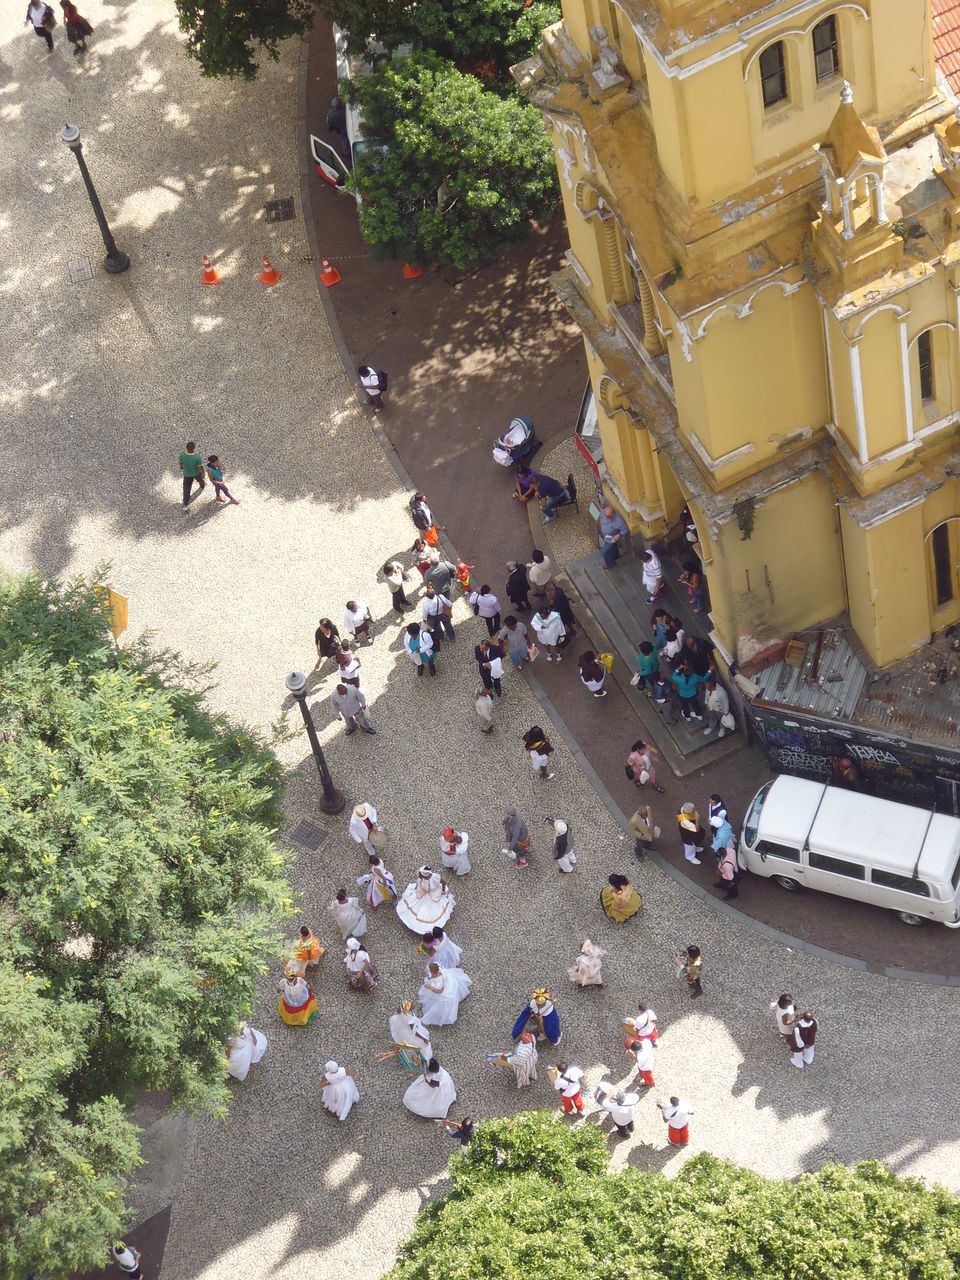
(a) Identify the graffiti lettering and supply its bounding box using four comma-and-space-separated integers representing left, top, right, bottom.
843, 743, 901, 766
774, 749, 832, 775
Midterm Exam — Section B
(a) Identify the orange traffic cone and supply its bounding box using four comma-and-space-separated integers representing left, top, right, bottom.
402, 263, 422, 280
201, 254, 220, 285
320, 256, 342, 287
259, 256, 281, 287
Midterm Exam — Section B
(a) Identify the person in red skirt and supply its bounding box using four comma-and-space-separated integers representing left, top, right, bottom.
553, 1063, 585, 1115
657, 1096, 692, 1145
625, 1036, 655, 1088
60, 1, 93, 54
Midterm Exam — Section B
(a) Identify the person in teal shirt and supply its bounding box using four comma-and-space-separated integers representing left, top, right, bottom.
178, 440, 206, 509
670, 659, 710, 721
206, 454, 240, 505
634, 641, 660, 693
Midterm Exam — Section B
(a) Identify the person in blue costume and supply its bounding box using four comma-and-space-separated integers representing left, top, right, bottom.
512, 987, 562, 1046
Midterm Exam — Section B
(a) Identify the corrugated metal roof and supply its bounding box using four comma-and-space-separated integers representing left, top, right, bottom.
934, 0, 960, 96
752, 629, 867, 719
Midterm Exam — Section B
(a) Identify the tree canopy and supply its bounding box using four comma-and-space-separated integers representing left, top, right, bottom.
0, 573, 293, 1278
176, 0, 317, 79
348, 53, 558, 270
388, 1112, 960, 1280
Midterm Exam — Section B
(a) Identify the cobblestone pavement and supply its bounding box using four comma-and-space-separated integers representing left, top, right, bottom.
4, 9, 960, 1280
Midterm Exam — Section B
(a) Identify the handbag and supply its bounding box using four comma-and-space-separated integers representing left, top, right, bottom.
526, 642, 539, 662
720, 711, 736, 731
43, 6, 57, 27
629, 671, 641, 686
625, 764, 635, 780
423, 524, 439, 547
599, 652, 614, 674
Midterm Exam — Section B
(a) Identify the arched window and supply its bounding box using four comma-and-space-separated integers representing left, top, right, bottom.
812, 16, 839, 83
931, 523, 954, 606
917, 330, 934, 402
759, 42, 787, 108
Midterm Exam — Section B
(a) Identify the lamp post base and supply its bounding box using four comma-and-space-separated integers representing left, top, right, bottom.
104, 251, 131, 275
320, 785, 346, 815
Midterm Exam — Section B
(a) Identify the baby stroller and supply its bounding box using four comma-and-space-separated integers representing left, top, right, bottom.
493, 416, 541, 467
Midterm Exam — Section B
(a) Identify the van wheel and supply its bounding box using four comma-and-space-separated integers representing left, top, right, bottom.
774, 875, 802, 892
897, 911, 924, 927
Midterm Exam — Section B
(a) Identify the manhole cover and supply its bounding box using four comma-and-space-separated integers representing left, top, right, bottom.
287, 818, 328, 850
264, 197, 295, 223
67, 255, 93, 284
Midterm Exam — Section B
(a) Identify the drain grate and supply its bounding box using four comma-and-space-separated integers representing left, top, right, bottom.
67, 255, 93, 284
287, 818, 328, 850
264, 197, 295, 223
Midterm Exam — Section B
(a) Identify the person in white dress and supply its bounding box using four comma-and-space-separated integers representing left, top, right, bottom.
344, 937, 379, 992
530, 607, 565, 662
349, 802, 381, 855
396, 866, 455, 935
403, 1056, 457, 1119
439, 827, 471, 877
567, 939, 605, 988
225, 1024, 268, 1081
422, 925, 462, 970
551, 819, 576, 873
320, 1061, 360, 1121
388, 1001, 432, 1071
330, 889, 367, 939
357, 854, 397, 911
417, 961, 472, 1026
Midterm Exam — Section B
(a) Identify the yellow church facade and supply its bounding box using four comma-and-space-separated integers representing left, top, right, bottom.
516, 0, 960, 670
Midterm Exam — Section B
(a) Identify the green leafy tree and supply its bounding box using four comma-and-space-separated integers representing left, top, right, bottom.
0, 573, 294, 1277
348, 53, 558, 269
388, 1112, 960, 1280
175, 0, 317, 79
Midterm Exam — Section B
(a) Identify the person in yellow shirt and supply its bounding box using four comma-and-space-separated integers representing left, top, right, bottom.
292, 925, 325, 976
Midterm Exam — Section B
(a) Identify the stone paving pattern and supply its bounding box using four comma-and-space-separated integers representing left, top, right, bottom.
3, 8, 960, 1280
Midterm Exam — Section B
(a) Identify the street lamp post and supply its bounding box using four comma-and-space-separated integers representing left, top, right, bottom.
59, 124, 130, 275
285, 671, 345, 814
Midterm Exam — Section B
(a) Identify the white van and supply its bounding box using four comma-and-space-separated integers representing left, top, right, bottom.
739, 776, 960, 927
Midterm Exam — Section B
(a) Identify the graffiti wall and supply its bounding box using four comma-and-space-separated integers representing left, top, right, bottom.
746, 704, 960, 814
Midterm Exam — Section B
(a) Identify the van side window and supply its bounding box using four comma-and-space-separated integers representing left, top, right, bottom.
952, 857, 960, 891
808, 850, 865, 880
870, 869, 931, 897
756, 839, 800, 862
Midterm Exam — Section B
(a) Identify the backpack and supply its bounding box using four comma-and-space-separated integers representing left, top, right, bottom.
409, 496, 431, 531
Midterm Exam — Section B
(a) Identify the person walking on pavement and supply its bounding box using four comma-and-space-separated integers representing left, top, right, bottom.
358, 364, 387, 411
330, 682, 376, 736
499, 616, 529, 670
404, 622, 436, 676
596, 1085, 639, 1138
703, 677, 733, 737
657, 1096, 693, 1145
675, 944, 703, 998
25, 1, 54, 51
545, 582, 577, 645
469, 584, 502, 636
344, 600, 373, 646
677, 803, 707, 865
422, 583, 455, 648
60, 0, 92, 52
771, 993, 795, 1040
178, 440, 206, 509
505, 560, 531, 612
474, 638, 504, 697
335, 639, 362, 688
711, 819, 739, 899
628, 803, 660, 859
523, 726, 555, 781
206, 455, 240, 504
425, 554, 458, 597
314, 617, 341, 672
641, 549, 663, 603
789, 1011, 818, 1069
625, 1034, 655, 1087
383, 559, 412, 614
578, 650, 608, 699
527, 549, 553, 600
599, 505, 629, 567
349, 801, 382, 855
111, 1243, 143, 1279
501, 805, 532, 868
530, 604, 565, 662
553, 1063, 586, 1116
474, 686, 494, 733
626, 740, 664, 793
633, 641, 660, 694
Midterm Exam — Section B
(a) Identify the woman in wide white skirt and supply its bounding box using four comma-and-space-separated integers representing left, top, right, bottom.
439, 827, 471, 877
403, 1056, 457, 1119
226, 1024, 268, 1081
396, 867, 455, 935
418, 960, 472, 1026
320, 1061, 360, 1121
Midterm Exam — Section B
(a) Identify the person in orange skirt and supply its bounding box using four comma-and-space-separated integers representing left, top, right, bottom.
292, 925, 325, 976
656, 1096, 692, 1145
277, 962, 319, 1026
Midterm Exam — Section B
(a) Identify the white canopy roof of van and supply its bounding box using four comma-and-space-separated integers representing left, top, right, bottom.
757, 776, 960, 882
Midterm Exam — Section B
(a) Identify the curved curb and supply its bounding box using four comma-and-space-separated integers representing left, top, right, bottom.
294, 39, 957, 990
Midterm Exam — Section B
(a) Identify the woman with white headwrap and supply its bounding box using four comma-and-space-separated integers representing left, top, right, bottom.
320, 1061, 360, 1121
396, 866, 455, 935
344, 937, 379, 992
225, 1024, 268, 1081
402, 1056, 457, 1119
417, 960, 472, 1027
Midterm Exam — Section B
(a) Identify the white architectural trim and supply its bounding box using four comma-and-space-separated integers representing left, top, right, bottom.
848, 342, 869, 464
822, 310, 837, 424
826, 420, 922, 480
906, 320, 956, 349
848, 301, 910, 341
899, 320, 914, 443
564, 249, 593, 290
687, 431, 757, 474
742, 7, 871, 81
693, 279, 804, 339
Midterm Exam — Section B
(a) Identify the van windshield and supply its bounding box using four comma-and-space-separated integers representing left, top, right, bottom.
952, 855, 960, 891
742, 781, 772, 847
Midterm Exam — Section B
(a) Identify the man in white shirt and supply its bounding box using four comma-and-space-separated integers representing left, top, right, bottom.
641, 549, 663, 603
596, 1083, 639, 1137
553, 1062, 585, 1115
422, 583, 455, 645
343, 599, 373, 645
358, 364, 385, 411
329, 682, 376, 736
657, 1095, 692, 1145
703, 677, 731, 737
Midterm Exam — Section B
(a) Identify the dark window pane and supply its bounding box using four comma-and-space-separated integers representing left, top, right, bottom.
871, 868, 931, 897
756, 839, 800, 863
812, 17, 839, 82
760, 42, 787, 108
918, 329, 934, 400
932, 522, 953, 607
807, 850, 865, 879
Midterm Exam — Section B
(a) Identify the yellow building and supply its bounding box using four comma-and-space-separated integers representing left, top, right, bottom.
516, 0, 960, 670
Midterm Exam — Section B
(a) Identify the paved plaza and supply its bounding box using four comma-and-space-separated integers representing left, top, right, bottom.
3, 7, 960, 1280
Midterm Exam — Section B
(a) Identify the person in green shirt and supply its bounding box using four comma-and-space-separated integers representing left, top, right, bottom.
178, 440, 206, 509
633, 640, 660, 693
